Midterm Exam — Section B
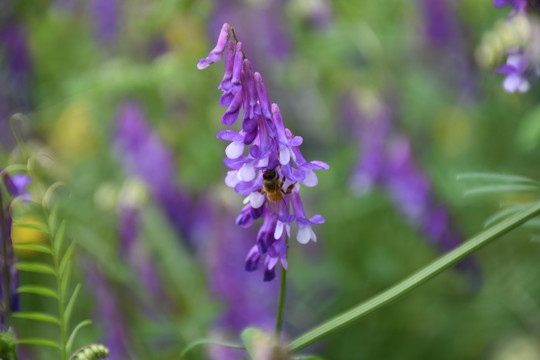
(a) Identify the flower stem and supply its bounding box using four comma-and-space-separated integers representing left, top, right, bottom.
275, 267, 287, 337
287, 200, 540, 352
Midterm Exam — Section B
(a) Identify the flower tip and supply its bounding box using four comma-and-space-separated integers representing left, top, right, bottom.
197, 59, 211, 70
263, 268, 276, 281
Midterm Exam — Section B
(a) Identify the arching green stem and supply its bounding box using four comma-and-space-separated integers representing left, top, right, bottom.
288, 200, 540, 352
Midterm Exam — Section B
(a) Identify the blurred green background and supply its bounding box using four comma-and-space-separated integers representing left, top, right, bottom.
3, 0, 540, 359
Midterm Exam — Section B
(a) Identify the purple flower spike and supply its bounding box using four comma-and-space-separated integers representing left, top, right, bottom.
198, 23, 328, 281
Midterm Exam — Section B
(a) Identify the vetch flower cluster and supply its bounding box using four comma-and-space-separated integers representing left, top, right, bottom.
477, 1, 540, 92
198, 23, 329, 281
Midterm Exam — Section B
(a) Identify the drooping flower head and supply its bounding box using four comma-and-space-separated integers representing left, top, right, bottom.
198, 23, 329, 281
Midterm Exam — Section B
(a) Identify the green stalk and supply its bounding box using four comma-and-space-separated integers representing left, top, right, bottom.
275, 267, 287, 336
288, 200, 540, 352
54, 254, 67, 360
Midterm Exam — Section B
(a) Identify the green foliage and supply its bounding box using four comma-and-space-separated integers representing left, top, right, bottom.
14, 206, 91, 360
0, 333, 19, 360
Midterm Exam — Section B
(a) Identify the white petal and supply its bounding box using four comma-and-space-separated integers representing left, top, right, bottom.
225, 171, 240, 187
274, 221, 284, 239
279, 146, 291, 165
297, 225, 313, 244
503, 74, 522, 93
250, 192, 265, 208
302, 170, 318, 187
518, 79, 530, 93
257, 156, 269, 168
238, 163, 256, 181
267, 257, 279, 270
225, 141, 244, 159
290, 149, 297, 162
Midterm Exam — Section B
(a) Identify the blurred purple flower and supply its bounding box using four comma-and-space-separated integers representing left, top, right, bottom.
86, 264, 130, 359
494, 0, 528, 11
117, 196, 164, 298
88, 0, 121, 45
346, 97, 479, 276
0, 23, 33, 148
350, 107, 391, 195
496, 51, 531, 92
420, 0, 478, 97
202, 201, 277, 359
2, 172, 31, 202
210, 0, 291, 68
0, 173, 24, 330
421, 0, 459, 48
114, 101, 194, 243
199, 24, 328, 281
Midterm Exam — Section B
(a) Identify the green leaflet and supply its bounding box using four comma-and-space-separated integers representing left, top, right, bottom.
59, 242, 76, 280
16, 338, 61, 349
463, 184, 540, 197
17, 285, 59, 299
13, 312, 60, 325
15, 262, 56, 275
13, 243, 53, 255
63, 284, 81, 327
53, 220, 67, 255
456, 172, 540, 185
66, 320, 92, 354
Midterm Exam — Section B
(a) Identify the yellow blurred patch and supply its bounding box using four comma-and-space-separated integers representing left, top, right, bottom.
164, 16, 205, 56
12, 216, 49, 257
49, 100, 96, 158
434, 106, 472, 158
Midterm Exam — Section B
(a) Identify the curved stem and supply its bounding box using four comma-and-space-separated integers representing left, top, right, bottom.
288, 200, 540, 352
275, 267, 287, 336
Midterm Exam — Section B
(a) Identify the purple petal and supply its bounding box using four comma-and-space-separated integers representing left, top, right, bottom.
217, 130, 243, 141
221, 89, 243, 126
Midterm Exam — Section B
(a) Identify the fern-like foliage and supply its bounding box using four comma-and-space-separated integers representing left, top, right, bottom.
458, 172, 540, 227
13, 205, 92, 360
